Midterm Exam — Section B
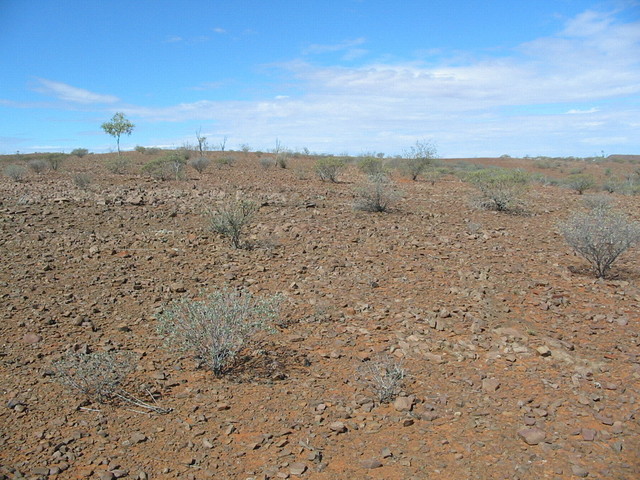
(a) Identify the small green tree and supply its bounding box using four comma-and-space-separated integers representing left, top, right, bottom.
101, 112, 135, 156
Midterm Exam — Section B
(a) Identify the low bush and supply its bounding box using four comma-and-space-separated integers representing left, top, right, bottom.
466, 168, 529, 212
27, 159, 48, 174
143, 152, 187, 180
560, 207, 640, 278
358, 156, 384, 176
46, 153, 66, 171
315, 157, 345, 182
71, 148, 89, 157
158, 289, 281, 375
354, 173, 400, 212
73, 173, 92, 190
209, 199, 257, 249
189, 156, 211, 174
53, 351, 134, 403
4, 164, 27, 182
359, 356, 406, 403
565, 174, 596, 194
106, 156, 130, 174
214, 156, 235, 168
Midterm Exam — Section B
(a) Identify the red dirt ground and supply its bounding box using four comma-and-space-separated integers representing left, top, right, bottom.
1, 152, 639, 479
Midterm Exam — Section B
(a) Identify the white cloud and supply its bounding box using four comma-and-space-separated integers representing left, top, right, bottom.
303, 37, 367, 55
213, 27, 226, 34
566, 108, 599, 114
33, 78, 119, 104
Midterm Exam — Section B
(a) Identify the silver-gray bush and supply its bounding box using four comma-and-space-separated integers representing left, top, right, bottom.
158, 289, 281, 375
560, 207, 640, 278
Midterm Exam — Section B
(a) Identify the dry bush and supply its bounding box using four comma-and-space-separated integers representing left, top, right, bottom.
73, 173, 92, 190
4, 164, 27, 182
209, 199, 257, 249
28, 159, 48, 174
359, 356, 406, 403
466, 168, 529, 212
189, 156, 211, 174
560, 206, 640, 278
354, 173, 400, 212
53, 351, 134, 403
314, 157, 345, 182
158, 289, 281, 375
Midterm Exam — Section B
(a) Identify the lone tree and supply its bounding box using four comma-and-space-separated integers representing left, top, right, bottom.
101, 112, 135, 156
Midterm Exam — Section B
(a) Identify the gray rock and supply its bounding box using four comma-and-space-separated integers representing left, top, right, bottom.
482, 378, 500, 392
393, 396, 414, 412
517, 428, 546, 445
360, 458, 383, 469
329, 421, 347, 433
570, 464, 588, 477
289, 462, 307, 476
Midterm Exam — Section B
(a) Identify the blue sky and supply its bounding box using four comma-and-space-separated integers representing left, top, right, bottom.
1, 0, 639, 157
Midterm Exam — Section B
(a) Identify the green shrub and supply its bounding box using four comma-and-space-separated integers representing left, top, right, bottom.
143, 152, 187, 180
106, 156, 130, 174
466, 168, 529, 212
71, 148, 89, 158
158, 289, 281, 375
46, 153, 66, 171
560, 207, 640, 278
358, 156, 384, 176
315, 157, 345, 182
565, 174, 596, 194
209, 199, 257, 249
214, 156, 235, 168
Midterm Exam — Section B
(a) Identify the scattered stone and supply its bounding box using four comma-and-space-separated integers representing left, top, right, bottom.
130, 432, 147, 444
570, 464, 588, 477
536, 346, 551, 357
517, 428, 546, 445
381, 447, 392, 458
360, 458, 382, 469
595, 413, 614, 425
482, 378, 500, 392
393, 396, 414, 412
329, 421, 347, 433
23, 333, 42, 344
581, 428, 596, 441
289, 463, 307, 476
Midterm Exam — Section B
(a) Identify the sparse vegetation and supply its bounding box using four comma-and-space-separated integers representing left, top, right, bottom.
315, 157, 345, 182
46, 153, 66, 171
73, 173, 92, 190
358, 156, 385, 176
359, 356, 406, 403
143, 151, 187, 180
106, 156, 130, 174
157, 289, 281, 375
189, 156, 211, 174
560, 206, 640, 278
53, 351, 134, 403
4, 164, 27, 182
400, 140, 438, 180
466, 168, 529, 212
27, 159, 48, 174
214, 156, 236, 168
71, 148, 90, 158
209, 199, 257, 249
565, 174, 596, 194
354, 173, 400, 212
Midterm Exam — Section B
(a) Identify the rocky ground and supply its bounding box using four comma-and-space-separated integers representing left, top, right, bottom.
1, 152, 639, 479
